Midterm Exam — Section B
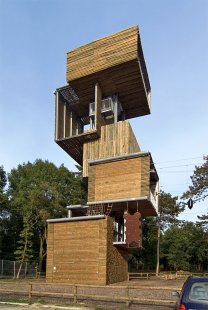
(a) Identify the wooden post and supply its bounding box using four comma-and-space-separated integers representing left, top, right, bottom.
156, 221, 160, 276
126, 286, 130, 308
28, 283, 32, 300
73, 285, 77, 303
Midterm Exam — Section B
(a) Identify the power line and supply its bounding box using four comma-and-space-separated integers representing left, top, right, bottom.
159, 170, 194, 173
156, 162, 203, 169
154, 156, 204, 165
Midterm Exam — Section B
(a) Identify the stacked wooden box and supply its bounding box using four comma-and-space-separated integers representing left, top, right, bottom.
46, 217, 128, 285
83, 120, 140, 177
88, 155, 150, 203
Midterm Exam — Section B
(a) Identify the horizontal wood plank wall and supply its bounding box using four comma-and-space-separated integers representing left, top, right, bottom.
83, 121, 140, 177
46, 219, 108, 285
88, 155, 150, 202
66, 26, 138, 82
106, 217, 128, 284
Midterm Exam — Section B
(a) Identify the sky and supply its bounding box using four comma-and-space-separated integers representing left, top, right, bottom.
0, 0, 207, 222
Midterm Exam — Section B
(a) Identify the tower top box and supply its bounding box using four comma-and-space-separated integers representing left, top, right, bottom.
66, 26, 151, 118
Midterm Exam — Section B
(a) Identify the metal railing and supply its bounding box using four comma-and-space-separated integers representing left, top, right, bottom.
0, 259, 38, 279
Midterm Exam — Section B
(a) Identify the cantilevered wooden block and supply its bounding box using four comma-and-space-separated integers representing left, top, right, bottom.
87, 152, 159, 217
66, 26, 151, 119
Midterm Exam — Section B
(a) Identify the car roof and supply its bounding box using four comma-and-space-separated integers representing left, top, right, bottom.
187, 276, 208, 283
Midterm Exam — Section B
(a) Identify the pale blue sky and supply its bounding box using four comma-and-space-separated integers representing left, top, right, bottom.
0, 0, 207, 221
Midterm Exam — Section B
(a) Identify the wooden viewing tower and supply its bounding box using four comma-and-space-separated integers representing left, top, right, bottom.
46, 26, 159, 285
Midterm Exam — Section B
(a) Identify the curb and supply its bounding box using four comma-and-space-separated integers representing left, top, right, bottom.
0, 302, 92, 309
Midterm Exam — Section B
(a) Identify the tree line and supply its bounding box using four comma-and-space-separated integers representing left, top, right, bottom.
130, 155, 208, 272
0, 156, 207, 275
0, 160, 87, 275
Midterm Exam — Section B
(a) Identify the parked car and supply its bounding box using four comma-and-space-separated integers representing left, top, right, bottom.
172, 276, 208, 310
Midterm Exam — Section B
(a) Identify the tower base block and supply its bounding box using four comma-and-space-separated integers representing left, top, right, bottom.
46, 216, 128, 285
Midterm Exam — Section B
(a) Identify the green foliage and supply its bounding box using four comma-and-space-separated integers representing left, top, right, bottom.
129, 217, 158, 271
182, 155, 208, 202
0, 165, 7, 191
182, 155, 208, 230
0, 165, 9, 258
159, 190, 184, 231
161, 221, 208, 271
129, 190, 184, 271
1, 159, 87, 270
14, 214, 34, 262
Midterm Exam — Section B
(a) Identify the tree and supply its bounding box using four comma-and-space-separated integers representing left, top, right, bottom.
156, 190, 184, 275
0, 166, 9, 258
14, 212, 34, 278
129, 217, 158, 271
158, 190, 184, 231
182, 155, 208, 228
161, 222, 208, 271
7, 159, 87, 273
128, 191, 184, 273
182, 155, 208, 202
0, 166, 6, 192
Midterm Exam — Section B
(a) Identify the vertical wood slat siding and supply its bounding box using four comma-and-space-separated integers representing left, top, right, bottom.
106, 217, 128, 284
95, 83, 106, 137
83, 120, 140, 177
66, 26, 138, 82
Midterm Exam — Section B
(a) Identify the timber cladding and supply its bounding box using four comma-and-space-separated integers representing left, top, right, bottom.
65, 26, 151, 119
83, 120, 140, 177
88, 155, 150, 203
46, 217, 128, 285
66, 26, 138, 82
106, 217, 128, 283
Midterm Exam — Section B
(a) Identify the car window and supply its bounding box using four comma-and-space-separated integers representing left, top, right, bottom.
189, 282, 208, 302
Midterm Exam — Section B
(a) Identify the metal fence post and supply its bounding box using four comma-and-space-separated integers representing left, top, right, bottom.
13, 261, 15, 279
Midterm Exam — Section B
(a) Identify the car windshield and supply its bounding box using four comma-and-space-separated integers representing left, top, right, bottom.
189, 282, 208, 302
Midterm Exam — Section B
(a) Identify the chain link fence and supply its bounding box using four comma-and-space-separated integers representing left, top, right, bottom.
0, 259, 38, 278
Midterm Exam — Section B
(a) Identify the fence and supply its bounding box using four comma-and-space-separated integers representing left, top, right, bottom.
0, 260, 38, 278
0, 281, 180, 308
128, 271, 208, 281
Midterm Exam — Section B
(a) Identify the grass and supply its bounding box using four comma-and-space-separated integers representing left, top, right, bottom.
56, 302, 89, 308
0, 297, 29, 303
